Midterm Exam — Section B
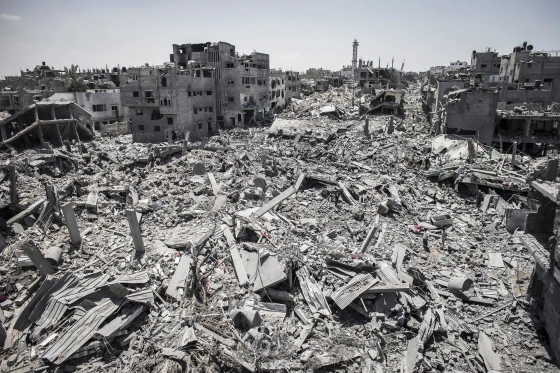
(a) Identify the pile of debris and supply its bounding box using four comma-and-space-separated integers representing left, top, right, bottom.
0, 83, 557, 373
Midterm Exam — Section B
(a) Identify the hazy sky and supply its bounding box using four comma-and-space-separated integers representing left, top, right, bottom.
1, 0, 559, 77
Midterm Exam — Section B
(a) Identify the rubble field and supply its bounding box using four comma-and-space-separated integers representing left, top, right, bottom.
0, 83, 558, 373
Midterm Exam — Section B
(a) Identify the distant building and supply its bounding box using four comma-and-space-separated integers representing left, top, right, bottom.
340, 66, 354, 80
449, 61, 468, 71
301, 68, 331, 79
269, 69, 286, 110
285, 71, 301, 101
0, 62, 130, 135
470, 48, 501, 82
499, 42, 560, 90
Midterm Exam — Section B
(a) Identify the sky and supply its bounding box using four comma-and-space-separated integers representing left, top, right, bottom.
1, 0, 560, 77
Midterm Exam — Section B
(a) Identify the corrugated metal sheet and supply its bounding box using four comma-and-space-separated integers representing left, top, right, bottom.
446, 311, 477, 334
95, 304, 143, 338
296, 267, 331, 316
42, 297, 123, 364
36, 273, 110, 329
108, 271, 150, 285
377, 262, 401, 284
31, 274, 80, 327
330, 273, 377, 310
125, 288, 154, 305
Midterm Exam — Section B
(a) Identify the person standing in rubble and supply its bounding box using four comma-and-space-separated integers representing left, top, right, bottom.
441, 227, 447, 250
423, 230, 429, 251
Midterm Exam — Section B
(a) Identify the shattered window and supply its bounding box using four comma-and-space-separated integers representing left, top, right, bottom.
133, 91, 140, 97
136, 109, 143, 115
138, 125, 144, 130
144, 91, 153, 98
154, 126, 160, 132
167, 117, 173, 125
198, 122, 202, 129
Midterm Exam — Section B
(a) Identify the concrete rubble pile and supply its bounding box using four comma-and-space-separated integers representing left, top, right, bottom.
282, 85, 370, 122
0, 82, 557, 373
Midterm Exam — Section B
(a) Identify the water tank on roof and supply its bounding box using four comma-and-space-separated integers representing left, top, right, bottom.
527, 45, 533, 51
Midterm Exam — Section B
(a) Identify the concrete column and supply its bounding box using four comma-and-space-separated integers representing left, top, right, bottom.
364, 117, 369, 138
61, 203, 81, 245
37, 123, 46, 148
51, 105, 56, 120
55, 123, 63, 146
72, 121, 81, 143
522, 119, 530, 152
9, 165, 18, 205
126, 209, 145, 253
34, 106, 39, 123
467, 140, 475, 163
0, 125, 7, 141
511, 141, 517, 168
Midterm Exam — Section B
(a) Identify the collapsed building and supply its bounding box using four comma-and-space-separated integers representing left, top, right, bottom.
2, 35, 560, 373
422, 42, 560, 153
1, 79, 560, 372
0, 101, 93, 147
0, 62, 131, 136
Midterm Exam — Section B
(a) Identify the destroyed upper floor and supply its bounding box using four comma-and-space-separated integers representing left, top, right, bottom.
170, 41, 269, 71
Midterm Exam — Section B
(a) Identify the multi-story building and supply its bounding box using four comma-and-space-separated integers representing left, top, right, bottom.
121, 63, 216, 143
122, 41, 272, 143
301, 68, 331, 80
470, 48, 501, 82
170, 42, 271, 128
269, 69, 286, 110
47, 89, 130, 130
449, 61, 468, 71
340, 66, 354, 80
1, 62, 130, 132
285, 71, 301, 101
499, 42, 560, 89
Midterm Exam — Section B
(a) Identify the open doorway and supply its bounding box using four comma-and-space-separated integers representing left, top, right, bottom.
243, 109, 254, 125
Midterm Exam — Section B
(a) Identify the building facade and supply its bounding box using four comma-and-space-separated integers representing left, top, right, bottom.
449, 61, 468, 71
122, 41, 273, 143
47, 90, 130, 130
285, 71, 301, 101
269, 69, 286, 111
500, 44, 560, 90
470, 48, 501, 82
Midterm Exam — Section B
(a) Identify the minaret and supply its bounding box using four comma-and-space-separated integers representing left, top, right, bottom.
352, 39, 359, 69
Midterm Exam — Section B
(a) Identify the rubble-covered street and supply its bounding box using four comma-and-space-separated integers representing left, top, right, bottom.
1, 82, 558, 373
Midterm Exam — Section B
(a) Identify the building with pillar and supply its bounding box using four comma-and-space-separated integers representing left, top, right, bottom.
0, 101, 93, 147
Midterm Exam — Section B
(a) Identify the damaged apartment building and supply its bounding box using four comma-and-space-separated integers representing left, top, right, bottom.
422, 42, 560, 151
0, 62, 130, 135
121, 42, 274, 143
